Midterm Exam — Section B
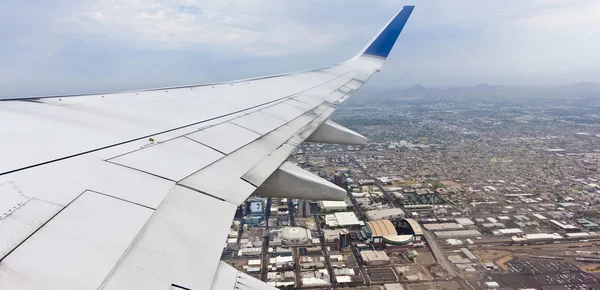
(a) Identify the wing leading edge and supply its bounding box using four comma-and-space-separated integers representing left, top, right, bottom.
0, 6, 414, 290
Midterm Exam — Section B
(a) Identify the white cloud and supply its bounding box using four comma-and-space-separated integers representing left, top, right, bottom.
52, 0, 345, 55
516, 0, 600, 33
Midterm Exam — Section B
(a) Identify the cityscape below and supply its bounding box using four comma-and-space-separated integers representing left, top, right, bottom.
220, 83, 600, 290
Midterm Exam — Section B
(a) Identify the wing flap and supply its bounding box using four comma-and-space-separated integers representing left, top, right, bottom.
306, 119, 368, 145
254, 162, 346, 201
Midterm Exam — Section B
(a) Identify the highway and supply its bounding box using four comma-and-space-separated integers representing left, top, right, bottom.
423, 231, 459, 277
347, 153, 399, 208
423, 230, 475, 290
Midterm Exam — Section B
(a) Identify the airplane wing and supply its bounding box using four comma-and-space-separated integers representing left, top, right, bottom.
0, 6, 414, 290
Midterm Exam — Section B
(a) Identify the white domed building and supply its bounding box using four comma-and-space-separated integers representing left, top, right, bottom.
281, 227, 311, 245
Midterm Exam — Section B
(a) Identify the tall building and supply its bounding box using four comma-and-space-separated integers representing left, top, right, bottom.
333, 173, 344, 188
339, 229, 351, 250
246, 197, 264, 215
234, 205, 244, 218
245, 197, 265, 225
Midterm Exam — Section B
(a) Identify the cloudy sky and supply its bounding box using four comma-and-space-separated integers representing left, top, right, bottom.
1, 0, 599, 97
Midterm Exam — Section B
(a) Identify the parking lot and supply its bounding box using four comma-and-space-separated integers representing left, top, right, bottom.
542, 283, 600, 290
493, 258, 599, 289
506, 258, 581, 274
365, 267, 398, 284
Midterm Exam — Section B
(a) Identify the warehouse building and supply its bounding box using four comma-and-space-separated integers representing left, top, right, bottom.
549, 220, 580, 232
481, 223, 505, 229
512, 233, 564, 243
365, 208, 405, 221
460, 248, 477, 261
423, 223, 463, 231
496, 228, 523, 235
434, 230, 482, 238
576, 218, 599, 229
318, 200, 348, 212
325, 212, 363, 227
566, 232, 591, 239
455, 218, 475, 226
360, 250, 390, 266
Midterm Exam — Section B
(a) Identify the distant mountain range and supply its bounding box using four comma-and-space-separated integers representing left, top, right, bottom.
364, 82, 600, 100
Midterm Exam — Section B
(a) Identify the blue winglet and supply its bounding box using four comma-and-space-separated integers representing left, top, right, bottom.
362, 5, 414, 58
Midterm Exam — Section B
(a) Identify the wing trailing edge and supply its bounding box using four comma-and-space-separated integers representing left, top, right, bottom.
254, 162, 346, 201
306, 119, 367, 145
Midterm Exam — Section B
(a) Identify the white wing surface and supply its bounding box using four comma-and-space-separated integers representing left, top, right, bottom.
0, 6, 414, 290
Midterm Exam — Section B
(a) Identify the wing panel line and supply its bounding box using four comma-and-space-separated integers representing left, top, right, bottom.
0, 69, 353, 177
176, 184, 227, 202
104, 160, 178, 183
90, 191, 156, 210
0, 190, 84, 262
182, 136, 227, 155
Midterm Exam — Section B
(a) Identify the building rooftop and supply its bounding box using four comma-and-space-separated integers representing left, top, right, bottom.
335, 276, 352, 283
281, 227, 311, 245
524, 233, 563, 240
455, 218, 475, 226
322, 229, 340, 241
577, 218, 599, 227
566, 232, 591, 238
365, 208, 405, 221
497, 228, 523, 235
366, 220, 397, 237
360, 250, 390, 262
485, 281, 500, 288
319, 200, 347, 210
334, 212, 363, 226
549, 220, 579, 230
434, 230, 482, 238
403, 218, 423, 235
423, 223, 463, 231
